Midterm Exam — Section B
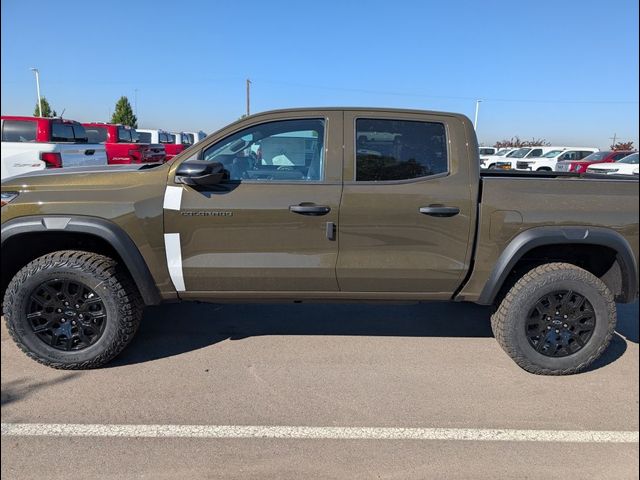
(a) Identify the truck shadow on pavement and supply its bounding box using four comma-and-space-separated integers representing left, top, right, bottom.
109, 301, 638, 371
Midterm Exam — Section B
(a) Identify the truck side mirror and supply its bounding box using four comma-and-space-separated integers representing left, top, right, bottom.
175, 160, 227, 186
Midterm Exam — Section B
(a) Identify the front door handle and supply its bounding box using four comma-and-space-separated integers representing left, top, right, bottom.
289, 204, 331, 216
419, 206, 460, 217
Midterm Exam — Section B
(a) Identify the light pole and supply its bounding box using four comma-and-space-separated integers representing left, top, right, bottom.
30, 68, 42, 117
474, 99, 482, 131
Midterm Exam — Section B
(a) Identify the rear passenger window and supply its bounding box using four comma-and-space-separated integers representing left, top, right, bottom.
2, 120, 37, 142
138, 132, 152, 143
51, 123, 75, 142
118, 128, 132, 142
86, 127, 108, 143
355, 119, 447, 181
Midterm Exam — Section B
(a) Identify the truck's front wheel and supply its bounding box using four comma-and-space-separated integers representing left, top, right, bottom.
491, 263, 616, 375
3, 251, 142, 369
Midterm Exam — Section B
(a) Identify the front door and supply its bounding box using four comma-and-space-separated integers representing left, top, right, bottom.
164, 112, 343, 295
336, 111, 477, 297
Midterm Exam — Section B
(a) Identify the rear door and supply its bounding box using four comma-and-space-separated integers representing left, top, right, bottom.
164, 111, 343, 295
336, 110, 477, 297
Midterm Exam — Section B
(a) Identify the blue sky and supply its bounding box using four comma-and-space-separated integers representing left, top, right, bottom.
2, 0, 638, 148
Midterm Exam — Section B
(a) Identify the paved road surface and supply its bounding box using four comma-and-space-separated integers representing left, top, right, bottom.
2, 301, 638, 479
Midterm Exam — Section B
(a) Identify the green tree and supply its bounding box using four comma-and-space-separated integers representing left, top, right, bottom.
33, 96, 57, 117
110, 96, 137, 127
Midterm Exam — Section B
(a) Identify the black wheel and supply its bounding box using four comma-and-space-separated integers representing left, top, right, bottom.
3, 251, 143, 369
491, 263, 616, 375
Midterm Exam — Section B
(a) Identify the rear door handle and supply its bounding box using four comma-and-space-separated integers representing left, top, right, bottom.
419, 206, 460, 217
289, 204, 331, 216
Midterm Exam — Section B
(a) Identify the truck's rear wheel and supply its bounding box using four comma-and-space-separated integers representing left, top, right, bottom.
3, 251, 142, 369
491, 263, 616, 375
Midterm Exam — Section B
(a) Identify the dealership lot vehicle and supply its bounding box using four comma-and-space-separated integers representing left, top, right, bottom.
480, 147, 518, 169
556, 150, 635, 173
516, 148, 599, 172
185, 130, 207, 144
494, 146, 564, 170
1, 116, 107, 180
1, 108, 638, 375
83, 123, 166, 164
586, 152, 639, 175
137, 129, 184, 162
479, 147, 497, 163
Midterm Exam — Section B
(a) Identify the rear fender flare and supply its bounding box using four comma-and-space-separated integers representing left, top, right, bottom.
477, 226, 638, 305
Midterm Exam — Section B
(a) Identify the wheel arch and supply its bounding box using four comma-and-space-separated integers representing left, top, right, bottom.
477, 226, 638, 305
1, 216, 161, 306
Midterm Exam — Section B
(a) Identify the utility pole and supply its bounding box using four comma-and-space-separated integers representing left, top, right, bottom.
134, 89, 138, 117
246, 78, 252, 117
30, 68, 42, 117
609, 133, 617, 148
474, 99, 482, 131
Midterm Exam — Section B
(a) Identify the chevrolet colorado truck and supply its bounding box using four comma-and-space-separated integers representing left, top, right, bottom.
1, 108, 638, 375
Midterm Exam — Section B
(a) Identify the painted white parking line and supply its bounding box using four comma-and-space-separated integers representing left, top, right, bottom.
1, 423, 638, 443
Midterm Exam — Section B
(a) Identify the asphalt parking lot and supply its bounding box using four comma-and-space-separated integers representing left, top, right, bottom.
1, 300, 638, 479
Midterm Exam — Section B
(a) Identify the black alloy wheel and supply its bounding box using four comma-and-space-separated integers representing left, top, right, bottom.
525, 290, 595, 358
26, 279, 107, 351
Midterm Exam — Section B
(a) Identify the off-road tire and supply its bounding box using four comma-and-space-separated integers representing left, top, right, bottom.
3, 250, 143, 369
491, 262, 616, 375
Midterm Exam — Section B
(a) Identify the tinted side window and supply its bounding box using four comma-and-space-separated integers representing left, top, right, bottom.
51, 123, 75, 142
86, 127, 108, 143
561, 151, 579, 160
2, 120, 37, 142
118, 128, 132, 142
529, 148, 543, 157
72, 125, 88, 143
355, 119, 447, 181
138, 132, 152, 143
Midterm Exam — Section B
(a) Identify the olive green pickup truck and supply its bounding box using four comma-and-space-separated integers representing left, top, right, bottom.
1, 108, 638, 374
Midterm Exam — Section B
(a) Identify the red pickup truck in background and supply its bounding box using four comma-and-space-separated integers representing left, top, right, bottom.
137, 129, 185, 162
556, 150, 635, 173
83, 123, 166, 164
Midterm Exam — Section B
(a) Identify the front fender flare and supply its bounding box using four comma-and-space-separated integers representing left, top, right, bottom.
1, 215, 162, 305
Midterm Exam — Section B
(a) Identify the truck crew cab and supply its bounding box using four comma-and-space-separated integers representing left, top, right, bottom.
1, 108, 638, 375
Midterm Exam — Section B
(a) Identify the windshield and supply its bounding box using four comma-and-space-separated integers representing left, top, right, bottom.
508, 148, 532, 158
495, 149, 510, 156
617, 153, 639, 164
541, 150, 564, 158
581, 151, 609, 161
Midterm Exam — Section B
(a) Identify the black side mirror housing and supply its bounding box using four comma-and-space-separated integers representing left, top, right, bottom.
175, 160, 227, 186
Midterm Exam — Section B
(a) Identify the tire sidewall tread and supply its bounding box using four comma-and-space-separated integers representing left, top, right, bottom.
3, 250, 142, 370
491, 262, 616, 375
